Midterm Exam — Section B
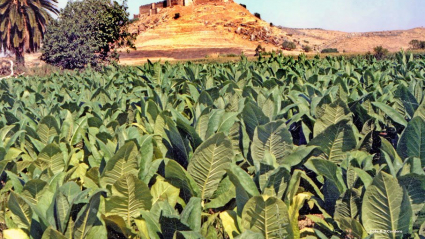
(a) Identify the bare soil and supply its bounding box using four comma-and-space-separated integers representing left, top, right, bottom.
119, 1, 425, 64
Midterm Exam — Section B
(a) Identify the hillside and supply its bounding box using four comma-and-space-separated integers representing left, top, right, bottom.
119, 2, 297, 64
118, 1, 425, 64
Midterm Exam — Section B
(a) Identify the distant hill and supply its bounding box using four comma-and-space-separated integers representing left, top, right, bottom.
116, 1, 425, 63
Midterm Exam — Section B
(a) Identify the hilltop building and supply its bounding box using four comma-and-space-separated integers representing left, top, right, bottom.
135, 0, 232, 18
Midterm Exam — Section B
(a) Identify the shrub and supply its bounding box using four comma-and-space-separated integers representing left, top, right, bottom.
41, 0, 133, 69
240, 3, 247, 8
303, 45, 312, 52
254, 13, 261, 19
409, 39, 425, 49
373, 45, 389, 60
174, 13, 181, 19
282, 40, 296, 50
255, 44, 265, 56
321, 48, 339, 53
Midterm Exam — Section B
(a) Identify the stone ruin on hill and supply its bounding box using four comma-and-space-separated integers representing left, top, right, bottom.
134, 0, 232, 18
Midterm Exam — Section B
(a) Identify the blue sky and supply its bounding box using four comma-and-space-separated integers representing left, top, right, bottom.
56, 0, 425, 32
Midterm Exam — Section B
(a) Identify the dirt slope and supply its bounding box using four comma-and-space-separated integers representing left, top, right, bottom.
119, 1, 425, 64
119, 2, 298, 64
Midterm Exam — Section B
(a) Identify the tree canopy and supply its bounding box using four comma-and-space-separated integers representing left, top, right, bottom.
41, 0, 133, 69
0, 0, 59, 65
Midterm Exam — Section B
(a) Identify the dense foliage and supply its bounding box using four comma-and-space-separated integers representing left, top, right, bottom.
373, 46, 389, 60
0, 53, 425, 238
302, 45, 312, 52
321, 48, 339, 54
0, 0, 59, 65
410, 39, 425, 50
41, 0, 132, 69
282, 40, 297, 51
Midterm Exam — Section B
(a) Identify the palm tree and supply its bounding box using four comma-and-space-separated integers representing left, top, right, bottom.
0, 0, 59, 66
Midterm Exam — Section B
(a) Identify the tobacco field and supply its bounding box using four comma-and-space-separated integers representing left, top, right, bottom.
0, 53, 425, 239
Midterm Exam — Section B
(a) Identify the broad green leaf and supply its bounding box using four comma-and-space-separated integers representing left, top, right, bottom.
3, 228, 29, 239
187, 133, 234, 200
242, 101, 269, 140
139, 211, 162, 239
398, 174, 425, 228
181, 197, 202, 232
204, 175, 235, 209
200, 213, 219, 238
227, 164, 260, 216
242, 196, 292, 239
106, 174, 152, 224
165, 160, 201, 201
261, 166, 290, 198
372, 102, 408, 126
102, 215, 134, 238
337, 217, 367, 239
160, 215, 191, 239
304, 158, 346, 193
174, 231, 204, 239
279, 145, 317, 168
73, 191, 104, 239
154, 113, 189, 165
288, 192, 311, 239
413, 99, 425, 120
54, 192, 71, 233
21, 179, 48, 205
251, 120, 293, 167
395, 85, 419, 118
35, 143, 64, 174
334, 188, 362, 221
220, 210, 240, 239
41, 227, 67, 239
37, 116, 60, 144
362, 172, 412, 238
308, 119, 357, 164
313, 99, 351, 137
354, 168, 373, 188
8, 192, 32, 229
397, 117, 425, 165
101, 141, 139, 187
151, 176, 180, 208
234, 230, 264, 239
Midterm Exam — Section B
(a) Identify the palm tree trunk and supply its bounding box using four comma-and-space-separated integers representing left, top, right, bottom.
14, 47, 25, 66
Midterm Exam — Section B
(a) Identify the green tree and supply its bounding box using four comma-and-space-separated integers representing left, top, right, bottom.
302, 45, 312, 52
321, 48, 339, 53
373, 45, 389, 60
41, 0, 134, 69
0, 0, 59, 66
409, 39, 425, 49
282, 40, 296, 51
409, 39, 421, 49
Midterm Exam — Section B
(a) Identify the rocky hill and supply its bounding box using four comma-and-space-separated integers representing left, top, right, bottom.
118, 1, 425, 64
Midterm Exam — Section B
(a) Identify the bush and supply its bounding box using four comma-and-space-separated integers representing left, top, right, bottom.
239, 3, 247, 8
254, 13, 261, 19
41, 0, 133, 69
303, 45, 312, 52
373, 45, 389, 60
174, 13, 181, 19
321, 48, 339, 53
409, 39, 425, 49
255, 44, 265, 56
282, 40, 296, 50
